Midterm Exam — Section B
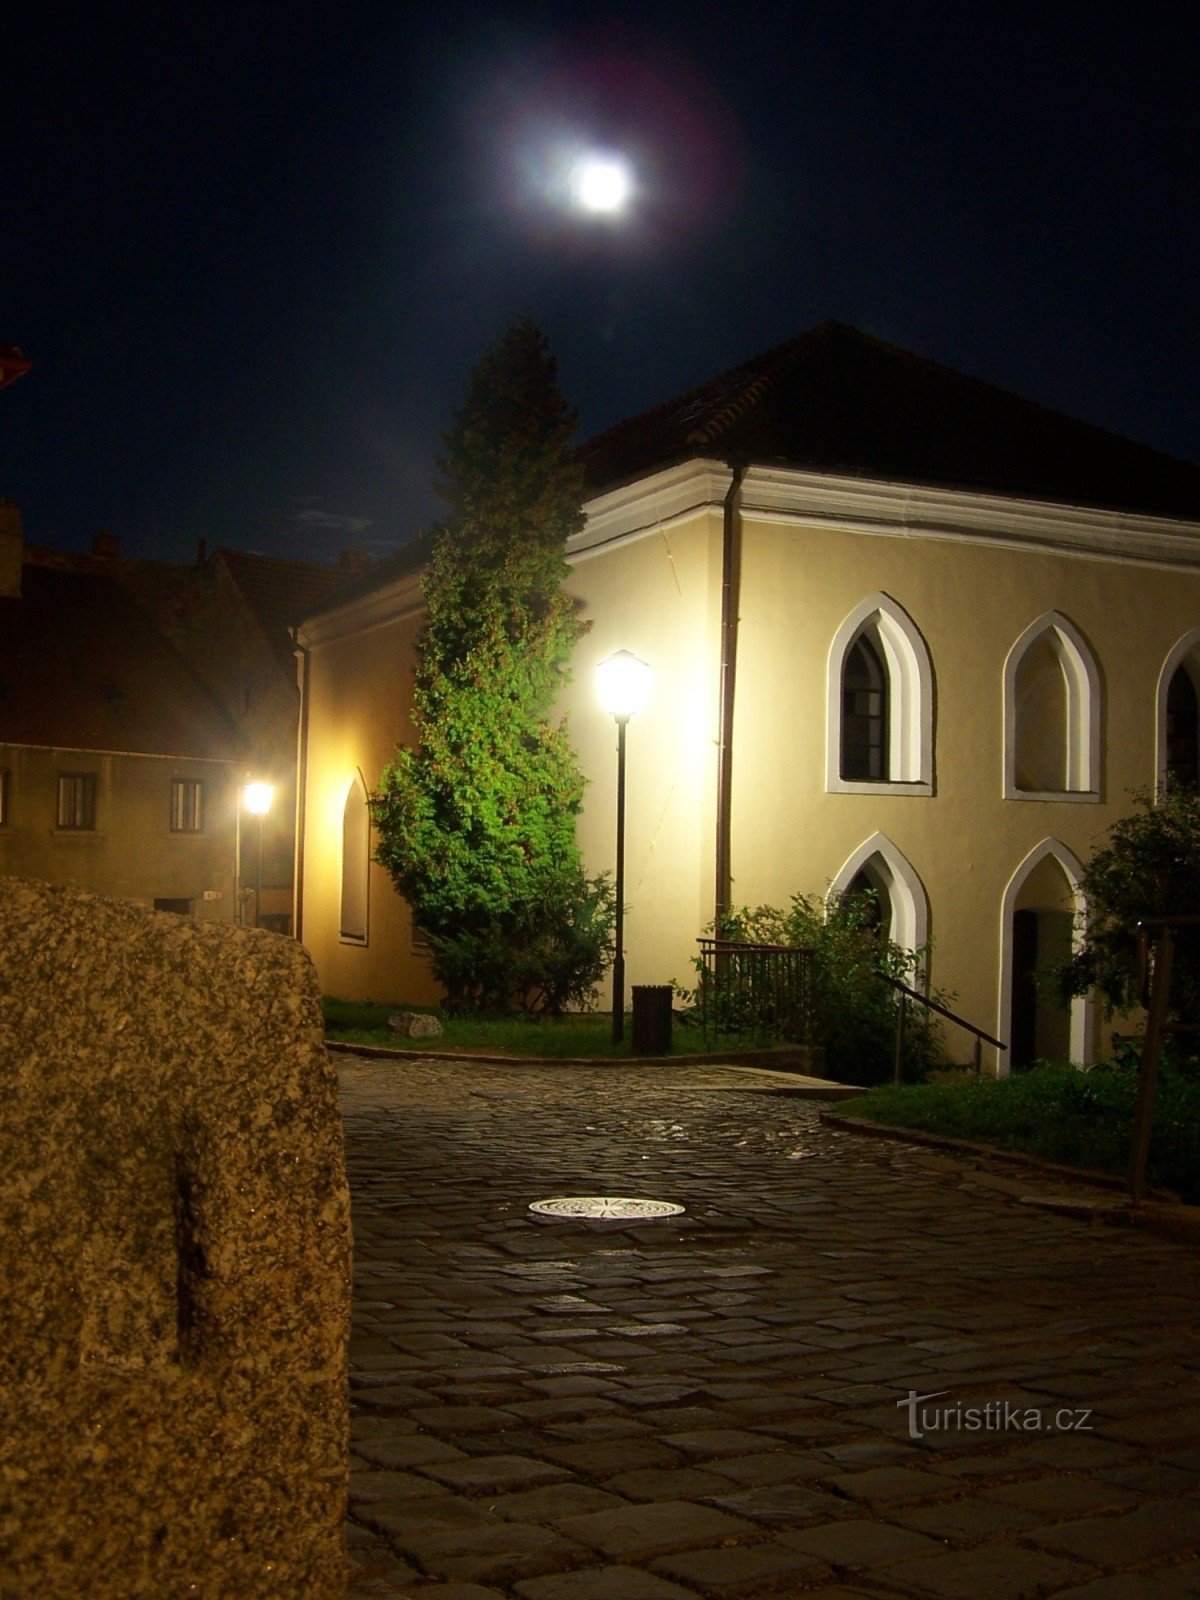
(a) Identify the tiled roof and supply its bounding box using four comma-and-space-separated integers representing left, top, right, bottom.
215, 548, 358, 667
580, 321, 1200, 521
0, 566, 244, 760
296, 532, 435, 623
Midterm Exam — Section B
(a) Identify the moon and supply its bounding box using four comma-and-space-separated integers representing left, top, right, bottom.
571, 155, 633, 214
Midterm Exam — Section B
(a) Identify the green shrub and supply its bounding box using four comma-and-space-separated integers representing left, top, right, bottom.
677, 892, 947, 1085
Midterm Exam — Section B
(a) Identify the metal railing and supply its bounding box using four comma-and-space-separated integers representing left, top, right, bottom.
874, 971, 1006, 1084
1129, 915, 1200, 1200
696, 938, 813, 1046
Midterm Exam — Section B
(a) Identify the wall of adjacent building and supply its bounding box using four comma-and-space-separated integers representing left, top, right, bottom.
0, 746, 239, 918
297, 588, 441, 1005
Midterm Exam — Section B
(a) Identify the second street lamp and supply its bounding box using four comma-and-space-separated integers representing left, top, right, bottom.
243, 780, 274, 929
596, 650, 651, 1044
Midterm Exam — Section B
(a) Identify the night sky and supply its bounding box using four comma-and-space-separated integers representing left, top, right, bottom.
3, 4, 1197, 566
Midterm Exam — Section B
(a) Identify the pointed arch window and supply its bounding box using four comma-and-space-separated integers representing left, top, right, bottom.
830, 833, 929, 955
827, 595, 933, 794
1157, 630, 1200, 793
1003, 613, 1100, 800
340, 772, 370, 945
842, 635, 889, 781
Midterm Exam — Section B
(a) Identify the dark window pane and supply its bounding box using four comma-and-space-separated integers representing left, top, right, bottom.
842, 634, 889, 781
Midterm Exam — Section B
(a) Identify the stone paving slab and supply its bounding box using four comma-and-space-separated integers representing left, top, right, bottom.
339, 1055, 1200, 1597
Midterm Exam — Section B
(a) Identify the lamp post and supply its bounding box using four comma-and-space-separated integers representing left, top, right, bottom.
596, 651, 651, 1043
243, 780, 274, 929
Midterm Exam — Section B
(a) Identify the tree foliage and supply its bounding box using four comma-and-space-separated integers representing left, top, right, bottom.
1062, 784, 1200, 1030
371, 320, 613, 1014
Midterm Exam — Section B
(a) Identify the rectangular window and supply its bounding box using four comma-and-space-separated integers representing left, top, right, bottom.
0, 769, 8, 826
170, 777, 204, 833
57, 773, 97, 831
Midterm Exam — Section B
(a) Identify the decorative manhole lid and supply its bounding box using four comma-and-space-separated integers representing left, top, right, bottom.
529, 1196, 685, 1220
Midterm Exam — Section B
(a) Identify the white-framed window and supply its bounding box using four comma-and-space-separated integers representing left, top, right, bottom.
339, 771, 370, 945
170, 777, 204, 833
826, 594, 933, 794
1003, 612, 1100, 800
829, 832, 930, 955
1157, 628, 1200, 793
57, 773, 97, 831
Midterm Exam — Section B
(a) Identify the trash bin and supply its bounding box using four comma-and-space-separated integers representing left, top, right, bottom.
631, 985, 674, 1055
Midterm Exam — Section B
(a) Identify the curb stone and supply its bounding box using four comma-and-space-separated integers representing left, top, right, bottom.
820, 1109, 1200, 1246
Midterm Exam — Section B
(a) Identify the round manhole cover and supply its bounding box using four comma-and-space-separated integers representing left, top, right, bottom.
529, 1196, 685, 1220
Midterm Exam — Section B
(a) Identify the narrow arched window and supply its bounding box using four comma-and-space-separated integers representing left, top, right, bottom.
1166, 665, 1199, 790
826, 594, 933, 794
842, 635, 889, 781
1013, 633, 1069, 793
1004, 613, 1100, 800
340, 773, 370, 945
845, 865, 890, 936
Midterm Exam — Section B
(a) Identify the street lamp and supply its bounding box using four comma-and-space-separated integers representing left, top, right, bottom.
243, 780, 274, 929
596, 651, 651, 1043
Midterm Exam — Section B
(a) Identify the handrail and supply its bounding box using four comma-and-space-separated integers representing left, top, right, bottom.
875, 970, 1006, 1082
874, 971, 1006, 1049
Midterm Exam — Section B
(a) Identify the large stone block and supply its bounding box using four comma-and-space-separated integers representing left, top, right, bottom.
0, 878, 351, 1598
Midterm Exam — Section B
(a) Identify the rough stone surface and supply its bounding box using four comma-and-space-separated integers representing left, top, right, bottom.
0, 877, 351, 1599
388, 1010, 443, 1039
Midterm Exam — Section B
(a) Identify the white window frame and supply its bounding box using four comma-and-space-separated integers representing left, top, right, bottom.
1003, 611, 1101, 801
1156, 626, 1200, 795
828, 832, 930, 956
339, 770, 371, 946
826, 593, 934, 795
170, 777, 204, 833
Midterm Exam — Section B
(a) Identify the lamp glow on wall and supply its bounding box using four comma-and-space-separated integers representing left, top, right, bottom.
596, 650, 651, 1044
243, 780, 274, 928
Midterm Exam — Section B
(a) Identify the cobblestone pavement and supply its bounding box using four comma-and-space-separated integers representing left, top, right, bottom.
340, 1055, 1200, 1599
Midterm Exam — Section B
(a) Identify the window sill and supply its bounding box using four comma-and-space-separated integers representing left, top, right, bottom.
827, 778, 933, 797
1004, 789, 1101, 804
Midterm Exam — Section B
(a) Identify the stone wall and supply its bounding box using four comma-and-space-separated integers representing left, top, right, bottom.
0, 878, 351, 1598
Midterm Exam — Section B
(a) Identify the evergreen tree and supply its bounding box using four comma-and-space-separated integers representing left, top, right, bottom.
371, 321, 612, 1014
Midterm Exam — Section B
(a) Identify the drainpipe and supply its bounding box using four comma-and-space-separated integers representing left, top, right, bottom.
292, 630, 310, 944
715, 460, 746, 928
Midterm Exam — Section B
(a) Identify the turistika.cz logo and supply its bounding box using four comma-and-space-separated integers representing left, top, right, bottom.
898, 1389, 1094, 1442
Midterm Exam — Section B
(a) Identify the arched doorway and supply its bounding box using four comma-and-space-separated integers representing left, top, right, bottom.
999, 841, 1090, 1071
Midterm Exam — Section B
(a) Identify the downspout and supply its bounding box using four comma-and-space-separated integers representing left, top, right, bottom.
292, 630, 310, 944
715, 460, 746, 927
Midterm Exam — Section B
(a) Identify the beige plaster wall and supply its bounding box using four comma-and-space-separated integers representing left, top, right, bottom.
0, 745, 239, 919
562, 514, 717, 999
299, 607, 440, 1004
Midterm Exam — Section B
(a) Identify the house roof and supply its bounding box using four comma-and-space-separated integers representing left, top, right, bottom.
580, 321, 1200, 521
0, 565, 245, 760
214, 548, 360, 670
296, 531, 435, 623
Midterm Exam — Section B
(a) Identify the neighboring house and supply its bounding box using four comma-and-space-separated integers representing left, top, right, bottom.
0, 527, 246, 918
23, 536, 355, 933
295, 323, 1200, 1069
